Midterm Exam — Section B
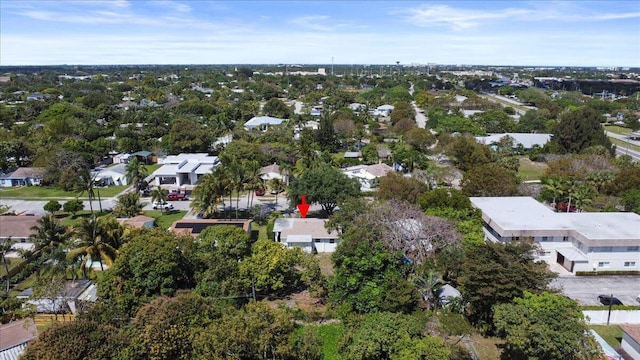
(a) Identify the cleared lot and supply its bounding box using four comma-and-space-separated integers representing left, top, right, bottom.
551, 276, 640, 306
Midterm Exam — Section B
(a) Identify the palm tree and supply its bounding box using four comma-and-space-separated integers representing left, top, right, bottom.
67, 217, 122, 274
413, 269, 442, 310
78, 169, 101, 214
1, 237, 15, 292
244, 160, 262, 209
227, 160, 247, 219
543, 177, 563, 210
151, 185, 168, 212
191, 172, 225, 218
268, 178, 285, 205
28, 214, 68, 277
573, 184, 595, 212
126, 157, 149, 192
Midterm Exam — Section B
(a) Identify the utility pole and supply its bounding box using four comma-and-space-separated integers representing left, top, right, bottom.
331, 57, 334, 76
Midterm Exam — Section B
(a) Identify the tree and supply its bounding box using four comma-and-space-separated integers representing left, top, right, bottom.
98, 228, 195, 306
548, 107, 613, 155
151, 185, 169, 210
326, 196, 367, 234
621, 189, 640, 213
494, 291, 598, 360
125, 157, 148, 192
162, 118, 208, 154
240, 239, 304, 296
461, 242, 556, 331
448, 136, 492, 172
262, 98, 292, 119
78, 169, 102, 214
43, 200, 61, 215
28, 214, 68, 277
21, 320, 127, 360
190, 171, 225, 218
67, 216, 123, 273
316, 110, 337, 152
338, 312, 449, 360
268, 177, 285, 205
288, 163, 361, 216
125, 292, 219, 360
375, 172, 428, 204
461, 163, 519, 197
63, 199, 84, 218
193, 301, 300, 360
113, 191, 141, 218
0, 237, 14, 292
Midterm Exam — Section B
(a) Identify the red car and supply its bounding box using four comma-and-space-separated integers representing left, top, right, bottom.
167, 192, 187, 201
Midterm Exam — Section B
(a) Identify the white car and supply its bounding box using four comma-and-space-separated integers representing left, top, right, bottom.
152, 201, 174, 211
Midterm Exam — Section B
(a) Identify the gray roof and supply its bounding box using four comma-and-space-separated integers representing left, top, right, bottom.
470, 197, 640, 246
475, 133, 551, 149
437, 284, 461, 299
244, 116, 285, 129
273, 218, 338, 240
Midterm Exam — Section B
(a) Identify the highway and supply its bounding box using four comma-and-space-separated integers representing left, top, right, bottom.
606, 131, 640, 162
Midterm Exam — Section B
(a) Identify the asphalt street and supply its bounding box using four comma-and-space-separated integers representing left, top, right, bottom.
551, 276, 640, 306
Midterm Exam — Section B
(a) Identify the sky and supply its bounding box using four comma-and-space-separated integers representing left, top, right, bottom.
1, 1, 639, 67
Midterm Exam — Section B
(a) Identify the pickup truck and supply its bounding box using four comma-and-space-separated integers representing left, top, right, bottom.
167, 192, 187, 201
152, 201, 174, 211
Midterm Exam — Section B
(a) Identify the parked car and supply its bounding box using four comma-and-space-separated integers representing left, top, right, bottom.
152, 201, 174, 211
167, 192, 187, 201
598, 295, 623, 305
270, 188, 284, 195
255, 188, 265, 196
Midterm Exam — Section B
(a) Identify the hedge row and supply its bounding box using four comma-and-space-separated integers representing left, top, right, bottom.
576, 270, 640, 276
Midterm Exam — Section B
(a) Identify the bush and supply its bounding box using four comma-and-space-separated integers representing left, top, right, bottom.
576, 270, 640, 276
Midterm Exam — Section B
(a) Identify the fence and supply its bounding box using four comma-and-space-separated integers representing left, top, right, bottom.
583, 310, 640, 324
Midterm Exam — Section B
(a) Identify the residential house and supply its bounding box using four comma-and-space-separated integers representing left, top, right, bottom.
475, 133, 551, 150
18, 279, 96, 314
621, 325, 640, 360
342, 163, 395, 191
470, 197, 640, 274
112, 153, 132, 164
93, 163, 128, 186
170, 219, 253, 237
377, 149, 392, 162
343, 151, 362, 160
0, 215, 41, 256
436, 284, 462, 307
273, 218, 340, 253
260, 163, 283, 182
130, 150, 156, 164
152, 153, 220, 186
373, 104, 394, 116
0, 319, 37, 360
0, 167, 45, 187
244, 116, 285, 130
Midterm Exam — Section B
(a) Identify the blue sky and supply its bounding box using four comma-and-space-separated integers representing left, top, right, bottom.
1, 1, 639, 66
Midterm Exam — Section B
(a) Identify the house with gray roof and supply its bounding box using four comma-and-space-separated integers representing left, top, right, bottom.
273, 218, 339, 253
152, 153, 220, 187
475, 133, 551, 150
0, 167, 45, 187
0, 319, 37, 360
244, 116, 285, 130
470, 196, 640, 274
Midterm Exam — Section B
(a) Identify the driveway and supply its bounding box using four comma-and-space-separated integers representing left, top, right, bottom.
551, 276, 640, 306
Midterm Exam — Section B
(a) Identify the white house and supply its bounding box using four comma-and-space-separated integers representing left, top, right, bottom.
152, 153, 219, 186
475, 133, 551, 150
621, 325, 640, 360
0, 167, 45, 187
371, 104, 394, 117
260, 163, 283, 182
342, 163, 395, 191
244, 116, 285, 130
470, 196, 640, 274
273, 218, 340, 253
93, 163, 128, 186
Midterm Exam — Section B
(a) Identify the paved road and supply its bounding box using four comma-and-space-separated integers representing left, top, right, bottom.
551, 276, 640, 306
605, 131, 640, 161
411, 101, 427, 128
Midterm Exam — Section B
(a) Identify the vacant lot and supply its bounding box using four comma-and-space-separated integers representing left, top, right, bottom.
518, 157, 547, 181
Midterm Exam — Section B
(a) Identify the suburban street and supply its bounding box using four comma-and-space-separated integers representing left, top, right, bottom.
605, 131, 640, 162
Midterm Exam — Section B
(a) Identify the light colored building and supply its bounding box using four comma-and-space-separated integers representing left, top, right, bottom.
621, 325, 640, 360
152, 153, 220, 186
260, 163, 283, 182
0, 167, 45, 187
342, 163, 395, 191
470, 196, 640, 274
244, 116, 285, 130
0, 215, 41, 257
0, 319, 37, 360
93, 163, 128, 186
475, 133, 551, 150
273, 218, 339, 253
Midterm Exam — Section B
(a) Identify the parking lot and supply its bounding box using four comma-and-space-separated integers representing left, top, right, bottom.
551, 276, 640, 306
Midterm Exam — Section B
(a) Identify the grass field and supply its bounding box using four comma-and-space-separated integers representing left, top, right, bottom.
590, 325, 623, 348
143, 210, 187, 229
145, 164, 161, 174
317, 323, 344, 360
518, 156, 548, 181
603, 125, 632, 135
470, 335, 504, 360
0, 185, 127, 199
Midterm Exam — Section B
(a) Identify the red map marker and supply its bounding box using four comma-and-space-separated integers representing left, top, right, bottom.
297, 194, 310, 218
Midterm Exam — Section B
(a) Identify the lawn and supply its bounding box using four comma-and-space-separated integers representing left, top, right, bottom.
518, 156, 548, 181
143, 210, 187, 230
0, 185, 127, 199
470, 335, 504, 360
59, 210, 111, 227
316, 322, 344, 360
603, 125, 632, 135
590, 325, 623, 348
145, 164, 161, 174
